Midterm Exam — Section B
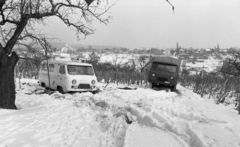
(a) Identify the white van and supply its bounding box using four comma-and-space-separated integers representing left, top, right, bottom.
38, 60, 98, 93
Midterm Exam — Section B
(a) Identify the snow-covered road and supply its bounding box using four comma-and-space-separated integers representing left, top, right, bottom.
0, 79, 240, 147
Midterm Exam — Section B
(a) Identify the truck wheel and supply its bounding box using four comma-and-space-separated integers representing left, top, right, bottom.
41, 83, 46, 88
152, 83, 155, 88
171, 86, 176, 92
58, 86, 64, 94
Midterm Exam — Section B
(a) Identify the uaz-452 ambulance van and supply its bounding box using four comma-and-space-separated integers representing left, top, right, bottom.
38, 60, 98, 93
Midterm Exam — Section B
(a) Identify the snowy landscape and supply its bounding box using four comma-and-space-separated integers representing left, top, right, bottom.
1, 78, 240, 147
1, 0, 240, 147
2, 42, 240, 147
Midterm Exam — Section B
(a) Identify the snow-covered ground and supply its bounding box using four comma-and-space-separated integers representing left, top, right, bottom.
1, 79, 240, 147
184, 57, 222, 73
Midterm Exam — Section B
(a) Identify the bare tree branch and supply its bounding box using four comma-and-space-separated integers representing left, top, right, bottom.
0, 0, 113, 55
221, 50, 240, 76
4, 17, 28, 54
166, 0, 174, 12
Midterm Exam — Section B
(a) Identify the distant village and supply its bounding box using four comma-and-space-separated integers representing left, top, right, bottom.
16, 42, 239, 74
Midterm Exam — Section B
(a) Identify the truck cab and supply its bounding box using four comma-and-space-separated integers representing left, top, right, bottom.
145, 56, 181, 91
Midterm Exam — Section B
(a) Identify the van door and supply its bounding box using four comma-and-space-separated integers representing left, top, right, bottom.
49, 64, 55, 89
57, 65, 66, 91
39, 62, 48, 86
51, 64, 59, 90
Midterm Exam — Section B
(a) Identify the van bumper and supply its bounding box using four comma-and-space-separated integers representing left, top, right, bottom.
66, 86, 98, 92
67, 89, 98, 92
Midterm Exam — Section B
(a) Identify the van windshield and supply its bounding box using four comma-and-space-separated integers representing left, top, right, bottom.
151, 63, 177, 73
67, 65, 94, 75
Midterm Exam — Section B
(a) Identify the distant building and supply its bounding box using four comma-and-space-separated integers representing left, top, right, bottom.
179, 53, 189, 60
61, 44, 76, 53
199, 48, 206, 54
205, 48, 211, 53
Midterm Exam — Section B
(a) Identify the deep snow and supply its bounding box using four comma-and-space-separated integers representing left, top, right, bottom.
0, 79, 240, 147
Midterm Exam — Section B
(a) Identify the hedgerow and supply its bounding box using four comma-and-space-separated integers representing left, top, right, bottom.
179, 68, 240, 113
93, 63, 240, 113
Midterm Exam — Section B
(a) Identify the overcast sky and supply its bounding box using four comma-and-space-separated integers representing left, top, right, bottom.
40, 0, 240, 49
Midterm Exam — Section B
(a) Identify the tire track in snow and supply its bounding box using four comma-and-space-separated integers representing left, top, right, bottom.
125, 106, 207, 147
95, 89, 209, 147
60, 92, 131, 147
5, 82, 238, 147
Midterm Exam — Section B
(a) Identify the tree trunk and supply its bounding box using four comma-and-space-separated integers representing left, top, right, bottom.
238, 93, 240, 115
45, 49, 51, 89
0, 51, 19, 109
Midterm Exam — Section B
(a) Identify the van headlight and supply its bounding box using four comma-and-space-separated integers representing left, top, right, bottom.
72, 79, 77, 85
169, 76, 173, 80
152, 73, 156, 77
91, 80, 96, 85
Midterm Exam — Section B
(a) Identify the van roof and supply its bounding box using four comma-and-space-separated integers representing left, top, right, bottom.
47, 60, 92, 66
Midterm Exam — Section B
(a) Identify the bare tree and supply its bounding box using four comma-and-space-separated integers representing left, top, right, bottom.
138, 55, 148, 70
37, 37, 54, 89
112, 52, 120, 67
0, 0, 113, 109
220, 49, 240, 114
88, 50, 100, 64
221, 50, 240, 76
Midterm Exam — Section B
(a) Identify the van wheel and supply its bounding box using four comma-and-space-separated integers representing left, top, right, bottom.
58, 86, 64, 94
171, 86, 176, 92
41, 83, 46, 87
151, 83, 155, 89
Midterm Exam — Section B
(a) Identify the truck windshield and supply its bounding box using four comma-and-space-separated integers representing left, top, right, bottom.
151, 63, 177, 73
67, 65, 94, 75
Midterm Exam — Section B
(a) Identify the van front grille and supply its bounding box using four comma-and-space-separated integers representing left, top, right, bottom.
78, 84, 90, 89
157, 77, 168, 82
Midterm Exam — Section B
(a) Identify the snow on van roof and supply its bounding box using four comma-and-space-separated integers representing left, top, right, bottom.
48, 60, 92, 66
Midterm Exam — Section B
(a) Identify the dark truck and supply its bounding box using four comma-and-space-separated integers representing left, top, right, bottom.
143, 56, 181, 92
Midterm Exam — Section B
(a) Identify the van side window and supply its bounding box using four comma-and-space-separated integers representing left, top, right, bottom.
59, 66, 65, 74
41, 63, 47, 71
49, 64, 55, 72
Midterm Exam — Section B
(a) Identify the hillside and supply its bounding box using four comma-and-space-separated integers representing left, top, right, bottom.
0, 79, 240, 147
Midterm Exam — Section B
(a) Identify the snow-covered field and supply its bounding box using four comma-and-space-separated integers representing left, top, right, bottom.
1, 79, 240, 147
184, 57, 222, 73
